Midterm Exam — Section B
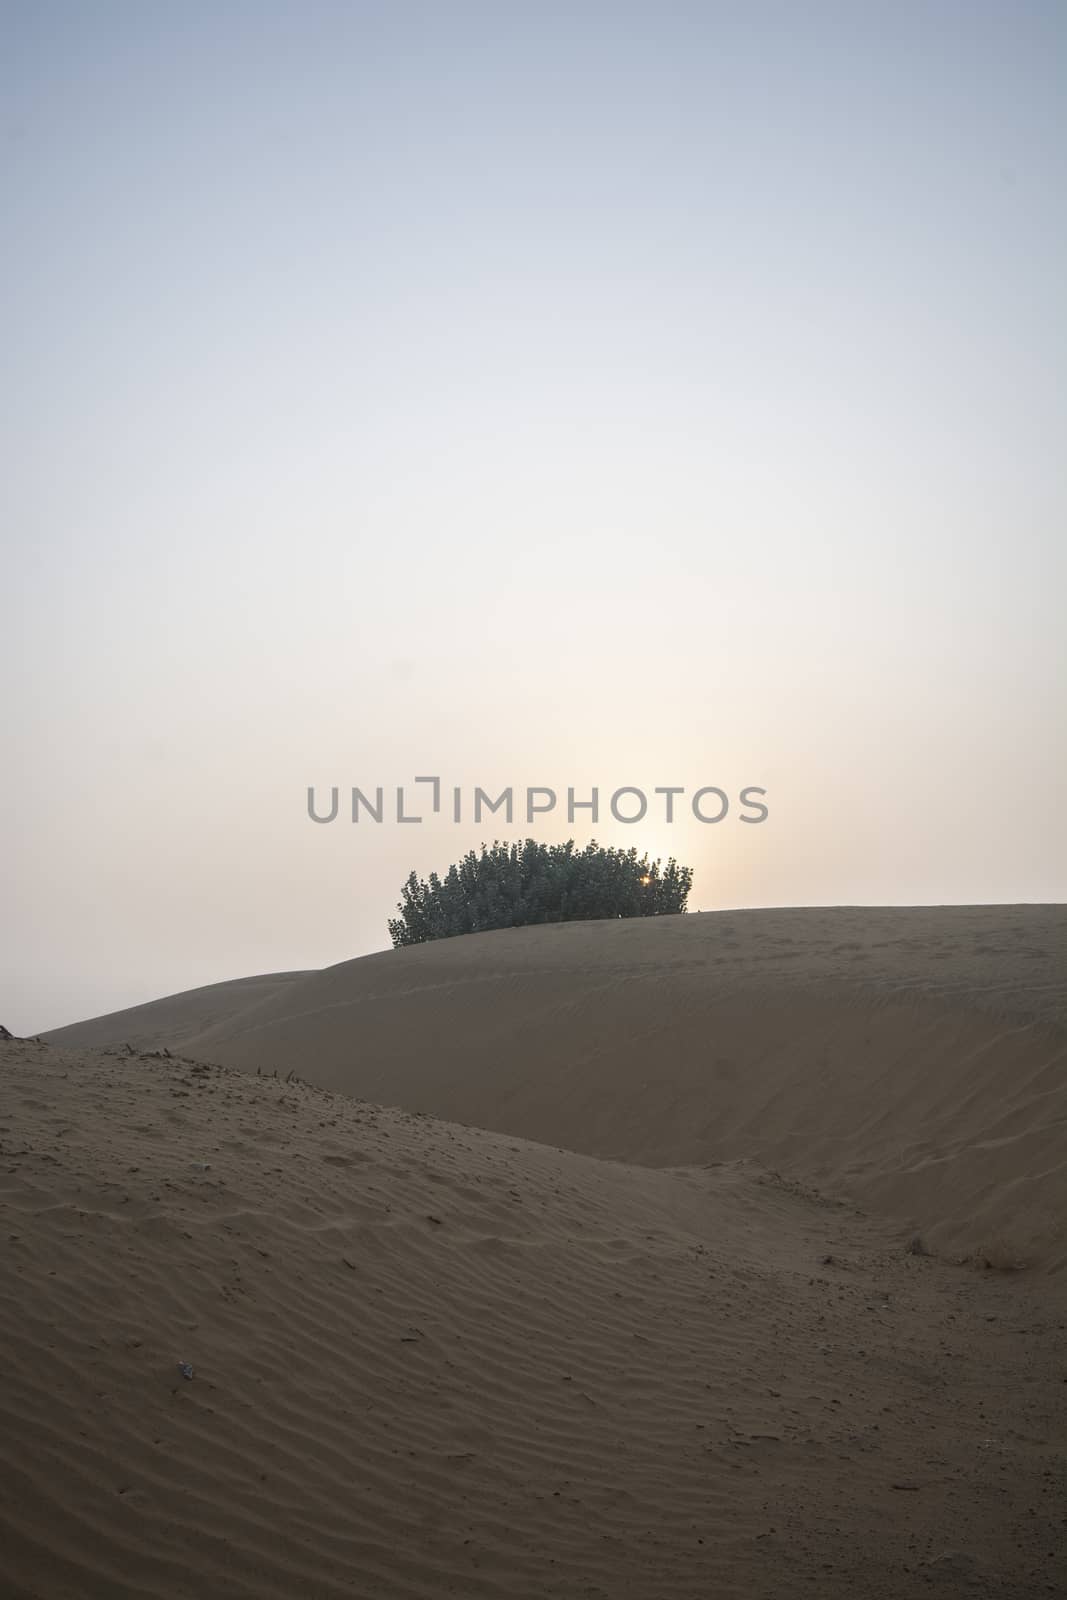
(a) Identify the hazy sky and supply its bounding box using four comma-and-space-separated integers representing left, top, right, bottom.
3, 1, 1065, 1032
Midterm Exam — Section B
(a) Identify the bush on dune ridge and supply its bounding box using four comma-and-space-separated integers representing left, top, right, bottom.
388, 838, 693, 948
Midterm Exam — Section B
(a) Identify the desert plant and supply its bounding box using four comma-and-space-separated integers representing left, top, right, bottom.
388, 839, 693, 947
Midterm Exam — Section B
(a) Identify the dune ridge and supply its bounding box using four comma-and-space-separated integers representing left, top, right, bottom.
40, 971, 313, 1054
51, 907, 1062, 1271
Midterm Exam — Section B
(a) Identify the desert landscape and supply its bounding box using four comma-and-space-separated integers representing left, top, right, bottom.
2, 906, 1065, 1598
8, 1, 1063, 1594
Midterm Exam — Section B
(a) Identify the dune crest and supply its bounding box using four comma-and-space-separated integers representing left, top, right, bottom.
43, 909, 1067, 1270
43, 972, 313, 1054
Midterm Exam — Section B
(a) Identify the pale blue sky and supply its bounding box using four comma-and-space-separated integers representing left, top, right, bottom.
3, 1, 1065, 1031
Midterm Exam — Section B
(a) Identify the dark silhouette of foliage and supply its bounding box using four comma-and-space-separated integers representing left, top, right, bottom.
388, 839, 693, 948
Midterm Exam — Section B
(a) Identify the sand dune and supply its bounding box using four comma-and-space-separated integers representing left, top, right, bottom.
2, 1038, 1064, 1599
49, 907, 1065, 1271
42, 971, 313, 1054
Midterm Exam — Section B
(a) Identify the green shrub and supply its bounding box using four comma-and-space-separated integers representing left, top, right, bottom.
388, 838, 693, 947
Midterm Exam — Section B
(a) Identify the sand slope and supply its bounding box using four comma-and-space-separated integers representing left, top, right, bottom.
132, 907, 1067, 1271
1, 1039, 1063, 1599
42, 972, 312, 1053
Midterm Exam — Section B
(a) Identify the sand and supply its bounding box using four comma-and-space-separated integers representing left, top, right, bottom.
41, 971, 313, 1055
47, 906, 1067, 1271
4, 906, 1065, 1597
